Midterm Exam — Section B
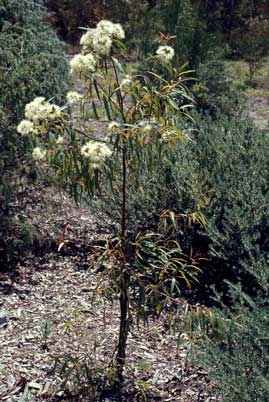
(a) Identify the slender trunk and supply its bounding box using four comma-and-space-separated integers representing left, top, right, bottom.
115, 140, 129, 383
110, 55, 129, 385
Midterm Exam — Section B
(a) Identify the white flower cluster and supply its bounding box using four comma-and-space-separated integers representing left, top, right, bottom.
17, 119, 34, 136
139, 119, 158, 133
80, 20, 125, 54
25, 97, 61, 124
17, 97, 62, 135
81, 140, 112, 169
70, 53, 97, 78
71, 20, 125, 78
32, 147, 47, 161
156, 45, 175, 64
92, 33, 112, 56
66, 91, 82, 105
82, 20, 124, 55
97, 20, 125, 40
80, 28, 95, 51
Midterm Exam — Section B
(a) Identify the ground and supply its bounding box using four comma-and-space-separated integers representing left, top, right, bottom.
0, 187, 216, 402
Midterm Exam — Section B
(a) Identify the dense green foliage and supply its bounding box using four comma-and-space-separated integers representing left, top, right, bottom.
184, 115, 269, 293
192, 57, 238, 114
0, 0, 68, 270
0, 0, 68, 118
196, 282, 269, 402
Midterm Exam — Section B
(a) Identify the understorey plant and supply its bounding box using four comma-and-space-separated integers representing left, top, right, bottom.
17, 19, 203, 389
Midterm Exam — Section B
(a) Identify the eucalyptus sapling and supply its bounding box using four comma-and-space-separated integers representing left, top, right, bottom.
18, 19, 200, 385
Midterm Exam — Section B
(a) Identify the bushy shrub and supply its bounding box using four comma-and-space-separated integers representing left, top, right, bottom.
0, 0, 68, 270
192, 56, 242, 115
196, 282, 269, 402
183, 115, 269, 294
0, 0, 68, 119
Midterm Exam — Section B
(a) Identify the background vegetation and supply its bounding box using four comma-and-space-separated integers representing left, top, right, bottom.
0, 0, 68, 269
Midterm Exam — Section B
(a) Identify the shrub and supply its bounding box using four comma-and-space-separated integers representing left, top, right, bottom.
192, 56, 242, 115
0, 0, 68, 119
191, 115, 268, 292
0, 0, 68, 270
195, 282, 269, 402
169, 115, 269, 294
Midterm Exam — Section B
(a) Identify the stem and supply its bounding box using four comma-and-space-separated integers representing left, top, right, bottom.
121, 142, 127, 247
111, 57, 126, 122
115, 138, 129, 383
107, 55, 129, 384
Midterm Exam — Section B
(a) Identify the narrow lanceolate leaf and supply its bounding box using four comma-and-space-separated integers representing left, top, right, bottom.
113, 39, 126, 50
112, 57, 125, 74
169, 210, 177, 229
103, 96, 111, 120
179, 271, 191, 288
93, 79, 101, 101
92, 101, 99, 120
170, 277, 176, 294
147, 71, 169, 84
168, 98, 179, 110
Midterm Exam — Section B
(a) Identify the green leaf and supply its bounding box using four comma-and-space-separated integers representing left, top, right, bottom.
92, 100, 99, 120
